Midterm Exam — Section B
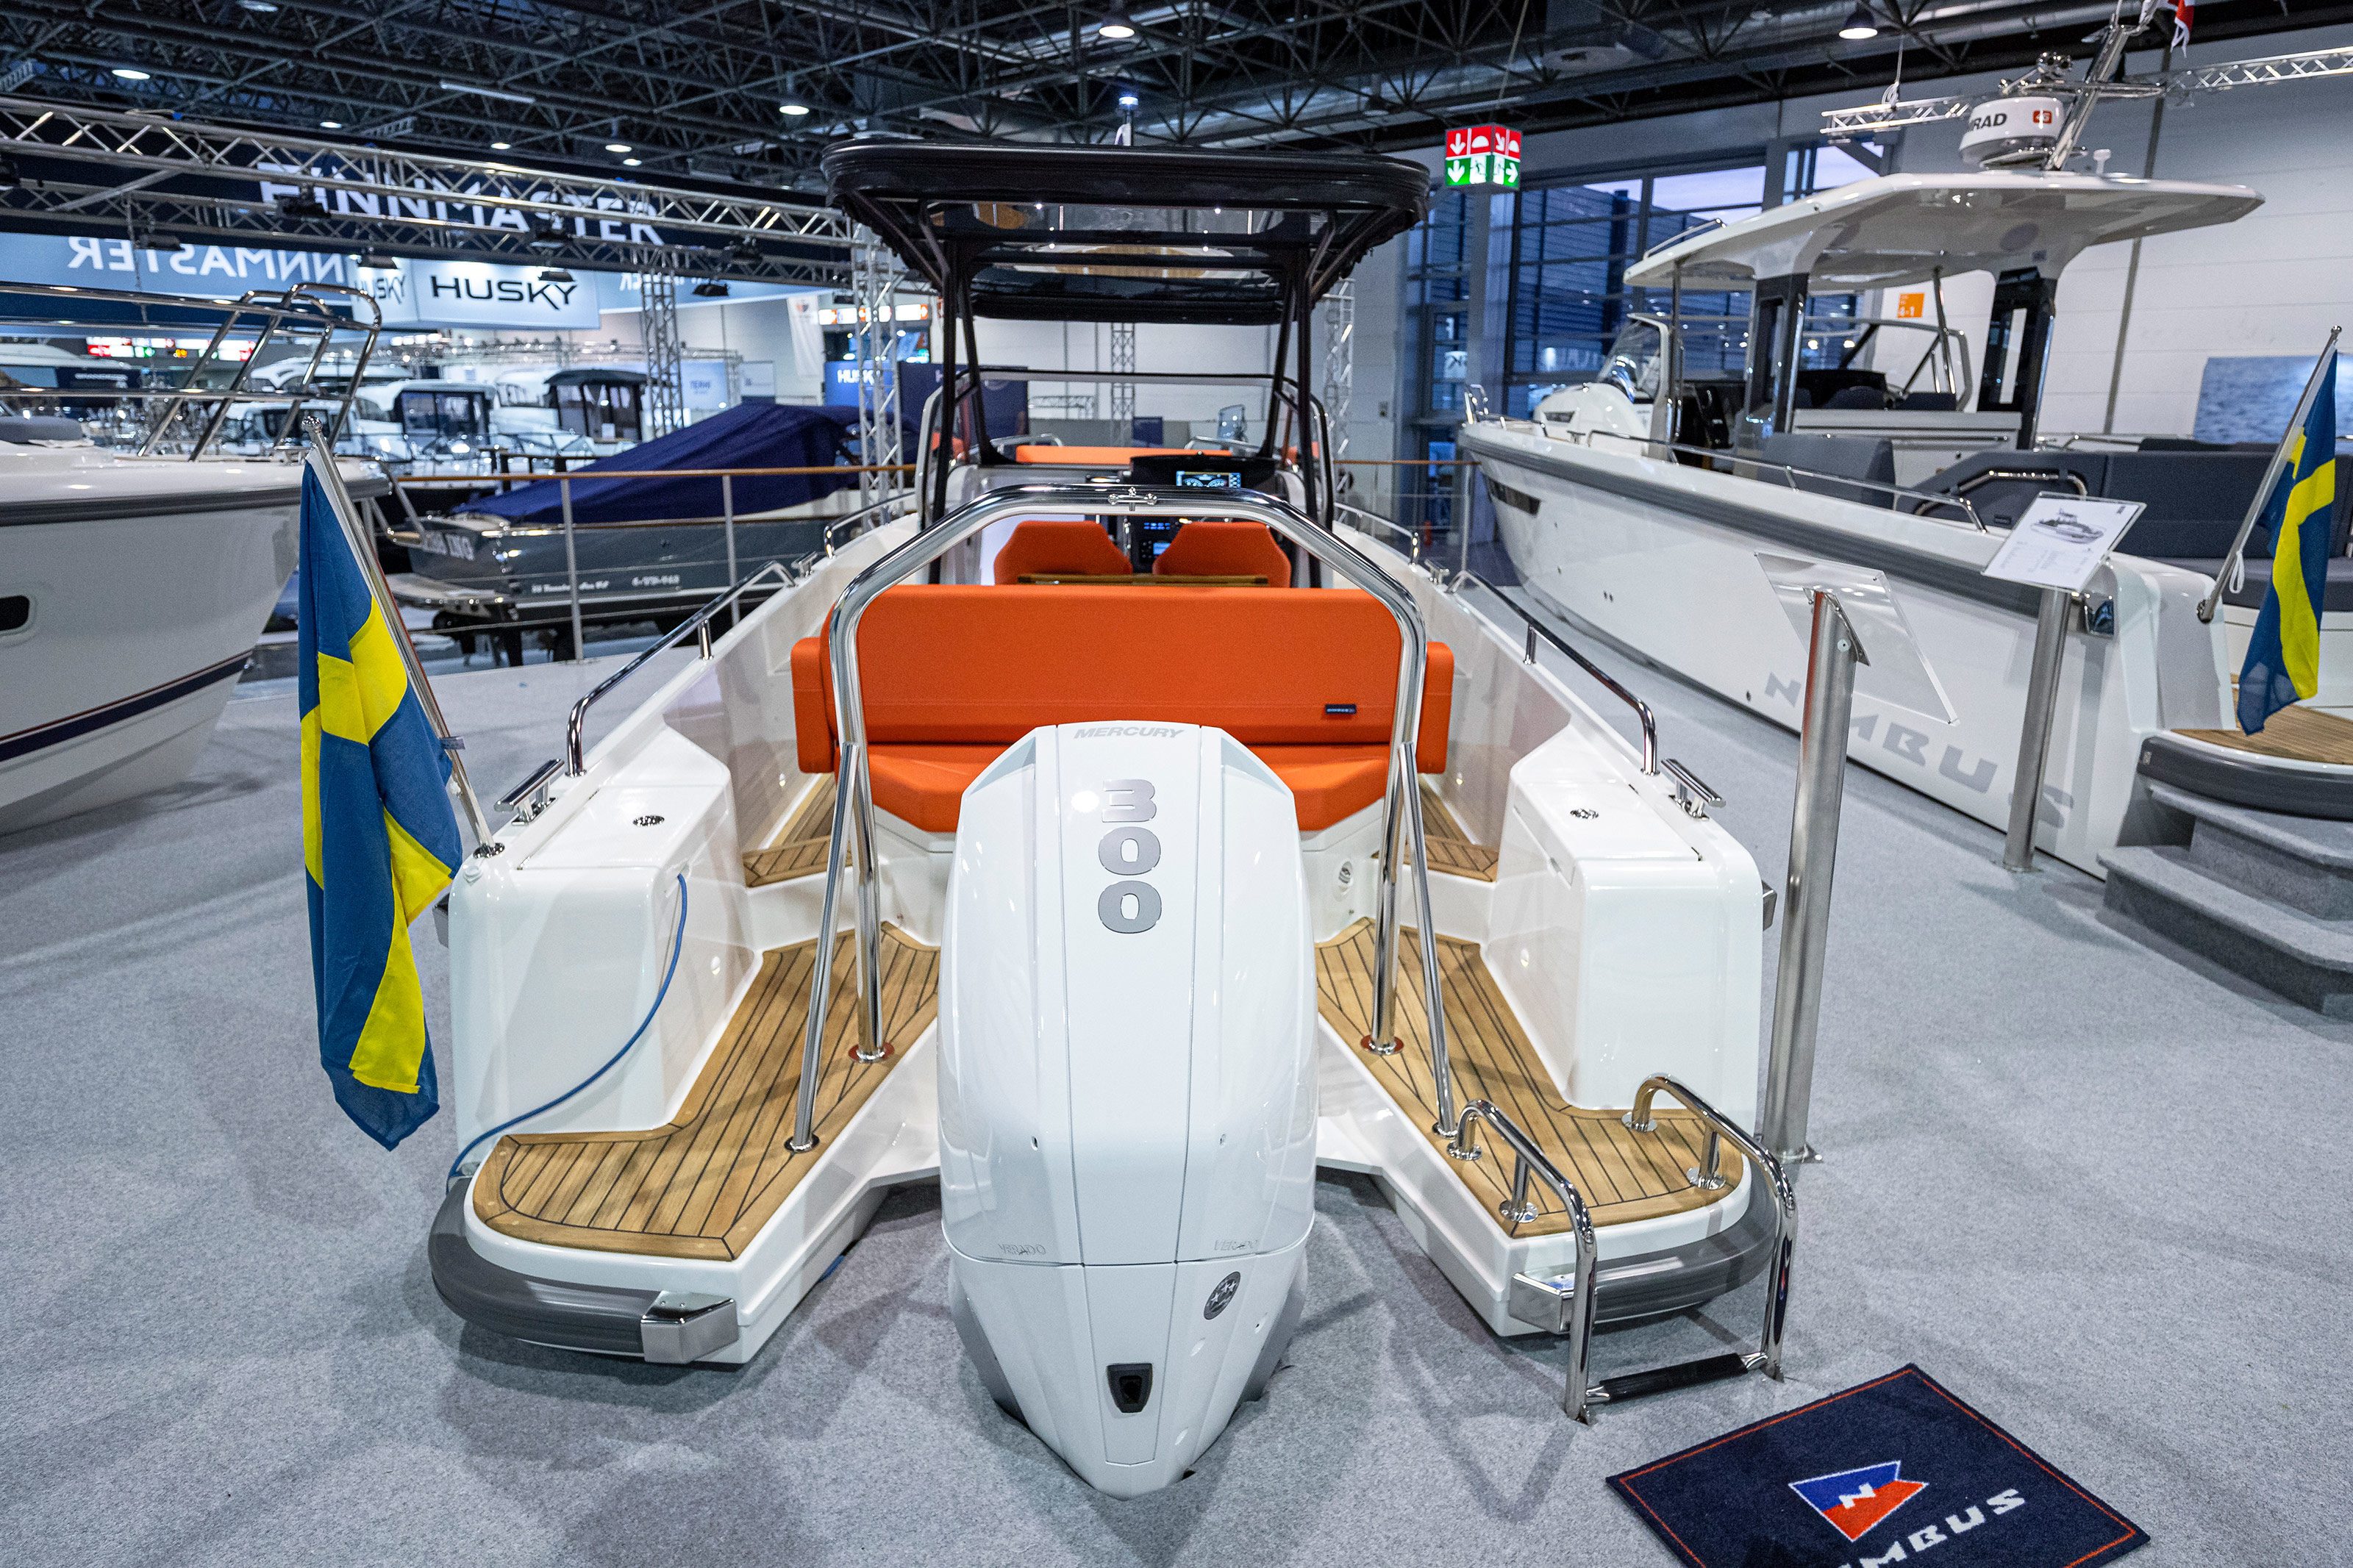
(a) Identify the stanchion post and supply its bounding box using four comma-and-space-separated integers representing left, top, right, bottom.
559, 474, 585, 664
721, 472, 738, 635
1761, 587, 1864, 1165
2003, 587, 2073, 873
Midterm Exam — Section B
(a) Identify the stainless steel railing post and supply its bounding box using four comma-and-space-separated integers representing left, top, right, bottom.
1761, 588, 1863, 1164
721, 472, 738, 598
559, 475, 585, 664
2002, 587, 2073, 873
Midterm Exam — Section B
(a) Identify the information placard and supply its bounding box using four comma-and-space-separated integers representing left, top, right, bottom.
1980, 494, 2145, 593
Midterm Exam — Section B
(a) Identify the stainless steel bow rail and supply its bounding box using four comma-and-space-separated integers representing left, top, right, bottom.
1458, 1075, 1796, 1424
786, 482, 1460, 1156
0, 279, 382, 458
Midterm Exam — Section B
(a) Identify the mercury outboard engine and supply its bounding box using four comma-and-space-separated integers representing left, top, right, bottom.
940, 721, 1315, 1497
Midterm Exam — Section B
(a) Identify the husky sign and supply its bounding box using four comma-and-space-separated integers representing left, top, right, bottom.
1444, 124, 1521, 188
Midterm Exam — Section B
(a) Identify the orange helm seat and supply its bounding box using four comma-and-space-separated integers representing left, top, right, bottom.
992, 518, 1133, 582
1153, 520, 1292, 584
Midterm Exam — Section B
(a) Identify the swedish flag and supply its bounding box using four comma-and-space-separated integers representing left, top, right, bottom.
2238, 358, 2340, 735
299, 460, 462, 1148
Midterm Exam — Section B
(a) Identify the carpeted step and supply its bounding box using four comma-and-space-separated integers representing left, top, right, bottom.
2147, 781, 2353, 918
2101, 844, 2353, 1016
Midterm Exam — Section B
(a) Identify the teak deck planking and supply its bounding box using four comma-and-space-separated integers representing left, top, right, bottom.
1420, 784, 1499, 881
1315, 918, 1724, 1238
472, 926, 938, 1259
743, 776, 837, 887
2177, 703, 2353, 767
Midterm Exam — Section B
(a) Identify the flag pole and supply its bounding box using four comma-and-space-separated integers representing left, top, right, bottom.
2198, 325, 2341, 624
302, 418, 501, 856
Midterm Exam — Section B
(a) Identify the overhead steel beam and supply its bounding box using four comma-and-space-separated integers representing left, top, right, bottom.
0, 93, 853, 282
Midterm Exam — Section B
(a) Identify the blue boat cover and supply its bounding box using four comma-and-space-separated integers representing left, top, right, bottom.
458, 401, 862, 526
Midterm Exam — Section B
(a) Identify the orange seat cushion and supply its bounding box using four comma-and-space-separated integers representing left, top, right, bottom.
1154, 520, 1291, 585
790, 585, 1452, 833
1010, 445, 1192, 465
992, 518, 1132, 584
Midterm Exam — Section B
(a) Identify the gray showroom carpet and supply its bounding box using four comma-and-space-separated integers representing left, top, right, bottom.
3, 610, 2347, 1567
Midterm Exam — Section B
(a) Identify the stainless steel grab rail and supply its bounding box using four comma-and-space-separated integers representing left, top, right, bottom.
1445, 1099, 1602, 1421
1570, 426, 1992, 532
1954, 466, 2088, 501
786, 482, 1460, 1153
563, 559, 792, 776
1454, 571, 1660, 776
1625, 1074, 1796, 1383
1461, 1076, 1794, 1423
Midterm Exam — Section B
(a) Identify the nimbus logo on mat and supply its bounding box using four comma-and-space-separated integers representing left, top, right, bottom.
1791, 1462, 1927, 1543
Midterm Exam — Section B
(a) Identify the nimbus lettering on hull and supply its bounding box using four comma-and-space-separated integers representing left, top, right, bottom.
1758, 673, 2070, 827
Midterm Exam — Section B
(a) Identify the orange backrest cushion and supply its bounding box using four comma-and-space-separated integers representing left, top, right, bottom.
992, 518, 1134, 584
1154, 521, 1292, 585
791, 584, 1452, 775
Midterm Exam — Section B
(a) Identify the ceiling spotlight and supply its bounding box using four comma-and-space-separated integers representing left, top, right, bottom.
1096, 12, 1137, 40
1118, 90, 1140, 110
490, 140, 512, 150
604, 140, 632, 153
729, 238, 763, 265
621, 156, 641, 166
692, 280, 729, 298
538, 267, 576, 283
238, 0, 279, 10
779, 101, 811, 117
146, 232, 188, 253
1838, 4, 1880, 40
529, 223, 565, 249
357, 248, 396, 269
0, 153, 19, 191
276, 190, 329, 219
1364, 91, 1394, 116
112, 67, 151, 81
319, 119, 343, 129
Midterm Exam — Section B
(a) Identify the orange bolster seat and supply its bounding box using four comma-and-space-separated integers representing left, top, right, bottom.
993, 518, 1132, 583
1153, 520, 1292, 586
789, 584, 1452, 833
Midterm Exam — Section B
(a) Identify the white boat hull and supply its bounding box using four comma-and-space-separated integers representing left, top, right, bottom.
1463, 422, 2232, 877
0, 451, 326, 833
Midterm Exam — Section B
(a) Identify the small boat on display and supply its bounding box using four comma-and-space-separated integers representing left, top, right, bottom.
387, 398, 896, 659
426, 143, 1796, 1498
0, 282, 391, 834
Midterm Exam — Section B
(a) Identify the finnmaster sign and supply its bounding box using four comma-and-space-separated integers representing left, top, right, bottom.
1443, 124, 1521, 187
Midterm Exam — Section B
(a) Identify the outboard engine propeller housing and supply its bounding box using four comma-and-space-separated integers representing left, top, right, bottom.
940, 721, 1315, 1498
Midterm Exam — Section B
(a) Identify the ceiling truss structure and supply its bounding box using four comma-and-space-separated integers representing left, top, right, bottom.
0, 1, 2341, 203
0, 93, 853, 282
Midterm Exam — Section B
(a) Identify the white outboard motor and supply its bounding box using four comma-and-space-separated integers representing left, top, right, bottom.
940, 721, 1316, 1497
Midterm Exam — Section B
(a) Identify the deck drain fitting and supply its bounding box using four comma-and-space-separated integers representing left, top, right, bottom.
634, 814, 665, 826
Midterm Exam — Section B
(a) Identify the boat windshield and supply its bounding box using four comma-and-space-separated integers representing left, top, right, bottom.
1601, 320, 1665, 402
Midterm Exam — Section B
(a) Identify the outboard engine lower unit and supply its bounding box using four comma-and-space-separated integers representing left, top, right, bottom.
940, 721, 1315, 1497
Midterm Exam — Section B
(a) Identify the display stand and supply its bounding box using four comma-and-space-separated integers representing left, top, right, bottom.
1754, 554, 1949, 1164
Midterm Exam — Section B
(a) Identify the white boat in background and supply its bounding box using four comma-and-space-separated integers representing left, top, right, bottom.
1461, 165, 2304, 877
0, 279, 389, 834
0, 426, 391, 832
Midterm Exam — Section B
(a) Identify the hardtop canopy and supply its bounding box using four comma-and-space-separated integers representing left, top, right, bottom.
823, 142, 1429, 326
1623, 171, 2262, 290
